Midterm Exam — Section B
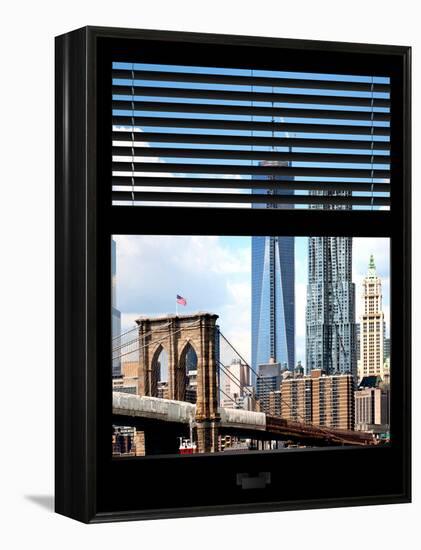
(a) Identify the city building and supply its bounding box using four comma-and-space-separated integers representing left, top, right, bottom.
279, 373, 313, 423
240, 387, 259, 411
222, 387, 258, 412
184, 346, 198, 404
221, 358, 251, 408
359, 255, 386, 380
255, 359, 282, 414
294, 361, 305, 377
355, 376, 390, 435
280, 369, 355, 430
113, 425, 144, 456
356, 323, 361, 383
384, 337, 391, 360
306, 235, 356, 378
251, 161, 295, 384
112, 361, 138, 394
268, 390, 282, 416
112, 238, 122, 377
383, 357, 391, 386
356, 323, 361, 364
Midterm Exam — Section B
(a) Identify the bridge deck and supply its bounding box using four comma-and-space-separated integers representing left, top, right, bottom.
113, 392, 376, 446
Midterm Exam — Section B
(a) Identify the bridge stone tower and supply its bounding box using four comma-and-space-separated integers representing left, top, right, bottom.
135, 312, 220, 453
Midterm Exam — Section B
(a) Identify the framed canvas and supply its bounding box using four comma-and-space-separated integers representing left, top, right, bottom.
55, 26, 411, 523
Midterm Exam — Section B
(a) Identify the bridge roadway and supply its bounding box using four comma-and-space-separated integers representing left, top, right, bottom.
113, 392, 376, 449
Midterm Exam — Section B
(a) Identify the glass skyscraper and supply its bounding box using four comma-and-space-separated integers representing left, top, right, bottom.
305, 235, 356, 378
305, 191, 356, 378
251, 161, 295, 385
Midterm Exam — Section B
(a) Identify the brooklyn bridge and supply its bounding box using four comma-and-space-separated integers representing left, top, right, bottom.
112, 312, 376, 455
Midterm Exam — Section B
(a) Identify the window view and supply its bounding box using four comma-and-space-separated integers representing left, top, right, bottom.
111, 235, 390, 457
111, 62, 390, 210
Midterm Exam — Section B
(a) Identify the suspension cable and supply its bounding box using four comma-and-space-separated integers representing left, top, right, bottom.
112, 319, 203, 360
218, 361, 253, 398
112, 320, 172, 341
217, 329, 350, 439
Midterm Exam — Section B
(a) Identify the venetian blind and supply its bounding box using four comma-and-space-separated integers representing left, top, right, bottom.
111, 62, 390, 210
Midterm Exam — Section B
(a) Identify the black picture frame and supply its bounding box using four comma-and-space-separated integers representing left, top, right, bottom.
55, 26, 411, 523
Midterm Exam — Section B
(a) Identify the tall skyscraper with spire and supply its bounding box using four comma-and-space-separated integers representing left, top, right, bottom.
359, 255, 385, 380
306, 236, 356, 378
251, 161, 295, 384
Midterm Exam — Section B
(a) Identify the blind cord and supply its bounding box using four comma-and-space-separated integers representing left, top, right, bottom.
370, 76, 375, 211
131, 63, 135, 206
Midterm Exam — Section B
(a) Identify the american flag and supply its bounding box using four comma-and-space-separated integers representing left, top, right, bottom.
176, 294, 187, 306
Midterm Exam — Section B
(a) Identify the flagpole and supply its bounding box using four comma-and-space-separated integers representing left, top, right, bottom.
176, 298, 178, 316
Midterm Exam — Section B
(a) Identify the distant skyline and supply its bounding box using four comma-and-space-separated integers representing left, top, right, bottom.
113, 235, 390, 369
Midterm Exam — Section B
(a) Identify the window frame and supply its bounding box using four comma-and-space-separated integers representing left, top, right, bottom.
55, 26, 411, 523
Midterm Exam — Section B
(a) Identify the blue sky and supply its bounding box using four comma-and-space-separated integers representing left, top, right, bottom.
114, 235, 390, 368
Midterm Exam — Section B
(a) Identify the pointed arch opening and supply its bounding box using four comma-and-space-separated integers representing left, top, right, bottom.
151, 344, 169, 398
179, 342, 198, 404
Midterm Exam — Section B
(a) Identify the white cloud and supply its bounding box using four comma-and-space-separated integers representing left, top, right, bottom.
120, 312, 140, 334
219, 281, 251, 363
114, 235, 252, 360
